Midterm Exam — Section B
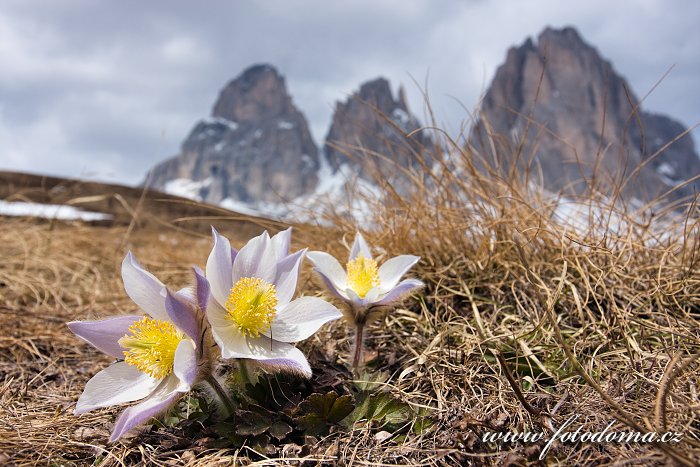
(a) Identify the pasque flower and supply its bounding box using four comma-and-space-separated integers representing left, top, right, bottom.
306, 232, 424, 312
205, 227, 342, 377
68, 252, 209, 442
306, 232, 424, 368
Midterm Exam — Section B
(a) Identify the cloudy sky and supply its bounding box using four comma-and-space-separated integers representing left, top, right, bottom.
1, 0, 698, 185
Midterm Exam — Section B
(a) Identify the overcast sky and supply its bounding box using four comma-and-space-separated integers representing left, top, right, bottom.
1, 0, 698, 185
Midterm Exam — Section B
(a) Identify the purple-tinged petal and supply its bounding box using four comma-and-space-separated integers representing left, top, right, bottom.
175, 287, 195, 302
109, 376, 180, 442
165, 290, 199, 343
75, 362, 159, 414
317, 271, 350, 301
121, 252, 168, 321
67, 315, 142, 358
206, 227, 234, 306
193, 266, 209, 312
271, 227, 292, 261
378, 255, 420, 293
375, 279, 424, 306
173, 339, 197, 391
306, 251, 347, 290
232, 231, 276, 283
241, 338, 312, 378
265, 297, 342, 342
346, 287, 380, 308
349, 232, 372, 261
205, 296, 255, 358
274, 248, 306, 306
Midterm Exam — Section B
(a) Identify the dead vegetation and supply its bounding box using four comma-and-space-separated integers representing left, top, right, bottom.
1, 118, 700, 466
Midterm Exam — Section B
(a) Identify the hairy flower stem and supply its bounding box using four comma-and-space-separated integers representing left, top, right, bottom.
238, 359, 253, 385
203, 374, 236, 417
352, 322, 365, 371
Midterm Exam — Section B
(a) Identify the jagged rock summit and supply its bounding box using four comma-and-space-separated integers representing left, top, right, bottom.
324, 78, 432, 178
148, 64, 319, 205
472, 26, 700, 200
147, 67, 432, 214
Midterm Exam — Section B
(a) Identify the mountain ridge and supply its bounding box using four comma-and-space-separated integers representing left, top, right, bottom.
470, 26, 700, 201
147, 26, 699, 216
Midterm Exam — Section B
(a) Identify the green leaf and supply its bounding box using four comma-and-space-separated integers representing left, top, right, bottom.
268, 421, 293, 441
235, 410, 273, 436
296, 391, 355, 436
347, 392, 413, 432
412, 415, 435, 434
353, 370, 390, 392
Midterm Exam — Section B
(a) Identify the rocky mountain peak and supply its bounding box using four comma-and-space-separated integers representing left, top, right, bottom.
356, 78, 400, 114
471, 26, 699, 201
539, 26, 586, 48
212, 64, 294, 123
324, 77, 432, 176
147, 64, 319, 205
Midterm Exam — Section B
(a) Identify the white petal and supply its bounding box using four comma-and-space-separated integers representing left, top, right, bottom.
242, 338, 312, 377
378, 255, 420, 293
346, 286, 380, 307
75, 362, 160, 414
67, 315, 143, 359
166, 290, 200, 342
173, 339, 197, 391
274, 249, 305, 306
205, 296, 255, 358
232, 231, 277, 283
109, 375, 181, 442
121, 252, 168, 321
270, 227, 292, 261
206, 227, 234, 306
306, 251, 347, 290
376, 279, 424, 306
349, 232, 372, 260
265, 297, 342, 342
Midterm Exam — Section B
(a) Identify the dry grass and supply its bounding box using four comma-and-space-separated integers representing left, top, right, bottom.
1, 124, 700, 466
314, 121, 700, 465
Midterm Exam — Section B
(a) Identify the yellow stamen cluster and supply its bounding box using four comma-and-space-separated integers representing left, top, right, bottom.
346, 256, 381, 298
225, 277, 278, 337
119, 317, 184, 379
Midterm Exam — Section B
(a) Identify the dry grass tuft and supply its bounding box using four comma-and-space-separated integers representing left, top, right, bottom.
313, 120, 700, 465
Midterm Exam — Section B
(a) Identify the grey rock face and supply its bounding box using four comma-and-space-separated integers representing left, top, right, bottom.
472, 26, 699, 201
148, 64, 319, 204
324, 78, 433, 179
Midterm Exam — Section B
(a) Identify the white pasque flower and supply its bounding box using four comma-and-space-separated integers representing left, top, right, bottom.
204, 227, 342, 377
67, 253, 208, 442
306, 232, 424, 311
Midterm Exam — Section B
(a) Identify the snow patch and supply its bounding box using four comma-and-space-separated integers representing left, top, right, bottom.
212, 152, 380, 225
510, 127, 520, 142
301, 154, 314, 168
164, 177, 213, 201
220, 198, 289, 220
0, 200, 111, 221
202, 116, 239, 131
392, 108, 409, 124
277, 120, 295, 130
392, 108, 410, 130
657, 162, 675, 177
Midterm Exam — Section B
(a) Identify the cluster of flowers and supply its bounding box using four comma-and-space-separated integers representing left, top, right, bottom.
68, 228, 422, 442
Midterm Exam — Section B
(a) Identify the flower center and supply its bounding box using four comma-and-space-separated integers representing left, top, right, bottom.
118, 317, 184, 379
225, 277, 278, 337
346, 256, 381, 298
